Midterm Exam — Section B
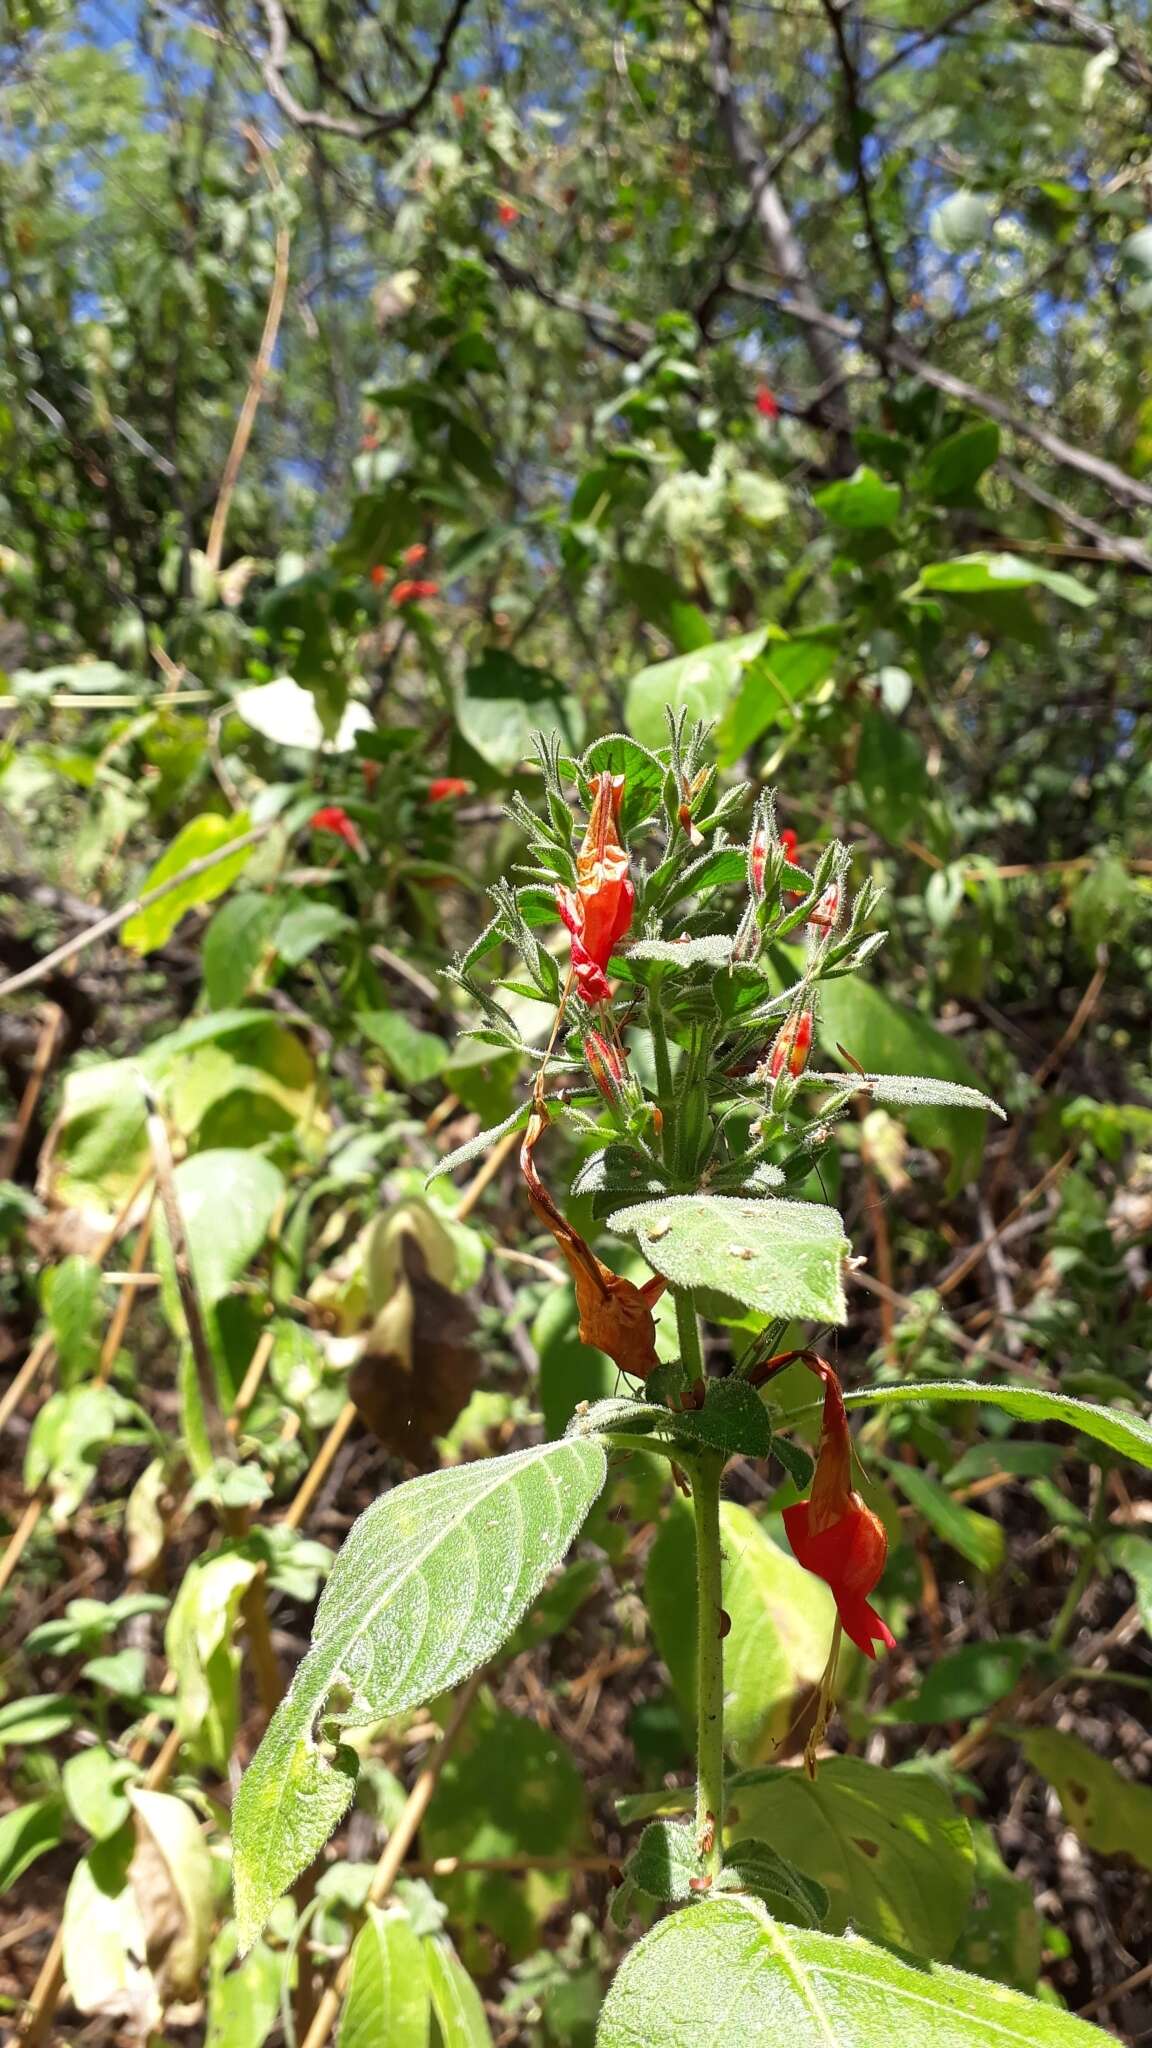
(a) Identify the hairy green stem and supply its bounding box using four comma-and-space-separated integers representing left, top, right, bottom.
690, 1449, 726, 1881
649, 988, 674, 1164
675, 1287, 705, 1381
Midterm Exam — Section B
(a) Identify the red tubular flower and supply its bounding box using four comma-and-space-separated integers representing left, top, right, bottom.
402, 542, 428, 568
782, 1359, 895, 1660
755, 385, 780, 421
556, 772, 635, 1003
427, 776, 471, 803
310, 805, 362, 853
767, 1007, 814, 1079
391, 578, 440, 607
780, 827, 798, 862
370, 565, 388, 587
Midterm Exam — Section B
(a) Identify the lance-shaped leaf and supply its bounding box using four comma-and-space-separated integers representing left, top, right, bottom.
802, 1071, 1005, 1117
596, 1896, 1113, 2048
840, 1381, 1152, 1471
607, 1195, 848, 1324
232, 1439, 606, 1948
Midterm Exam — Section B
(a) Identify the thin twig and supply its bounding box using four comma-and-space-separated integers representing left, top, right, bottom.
282, 1398, 358, 1530
0, 1003, 63, 1179
97, 1198, 156, 1375
0, 1160, 153, 1438
227, 1326, 278, 1436
0, 822, 272, 1003
818, 0, 897, 325
1032, 952, 1108, 1088
454, 1126, 520, 1220
141, 1081, 231, 1462
1078, 1957, 1152, 2021
21, 1718, 187, 2044
204, 128, 291, 574
258, 0, 472, 142
937, 1151, 1072, 1300
408, 1851, 616, 1876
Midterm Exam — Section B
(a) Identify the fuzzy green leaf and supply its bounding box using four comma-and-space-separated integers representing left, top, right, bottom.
595, 1896, 1112, 2047
232, 1439, 606, 1948
607, 1195, 848, 1324
843, 1381, 1152, 1471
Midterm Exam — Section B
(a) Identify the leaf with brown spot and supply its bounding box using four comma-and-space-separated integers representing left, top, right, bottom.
1018, 1729, 1152, 1871
349, 1230, 480, 1466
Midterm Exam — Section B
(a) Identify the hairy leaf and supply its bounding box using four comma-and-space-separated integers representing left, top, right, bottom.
607, 1195, 848, 1324
232, 1439, 606, 1946
595, 1896, 1111, 2046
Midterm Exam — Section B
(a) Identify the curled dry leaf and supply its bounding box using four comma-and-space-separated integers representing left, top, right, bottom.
349, 1226, 480, 1465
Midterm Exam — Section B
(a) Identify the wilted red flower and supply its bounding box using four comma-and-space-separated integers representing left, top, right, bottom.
402, 542, 428, 568
521, 1107, 663, 1378
391, 578, 440, 607
556, 773, 635, 1003
767, 1007, 814, 1079
782, 1358, 895, 1660
755, 385, 780, 420
310, 806, 362, 853
498, 201, 520, 225
427, 777, 471, 803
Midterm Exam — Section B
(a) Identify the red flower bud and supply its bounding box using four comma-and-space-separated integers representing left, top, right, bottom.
498, 201, 519, 225
391, 578, 440, 607
402, 542, 428, 567
781, 1359, 895, 1660
370, 565, 387, 586
584, 1028, 629, 1103
310, 806, 362, 853
808, 881, 840, 932
767, 1008, 814, 1079
755, 385, 780, 421
427, 777, 471, 803
750, 826, 769, 899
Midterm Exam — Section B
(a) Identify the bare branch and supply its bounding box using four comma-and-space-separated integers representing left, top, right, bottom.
0, 821, 273, 1004
259, 0, 472, 141
818, 0, 898, 328
1027, 0, 1152, 98
695, 0, 995, 319
731, 277, 1152, 520
205, 125, 291, 572
486, 247, 652, 359
704, 0, 851, 448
